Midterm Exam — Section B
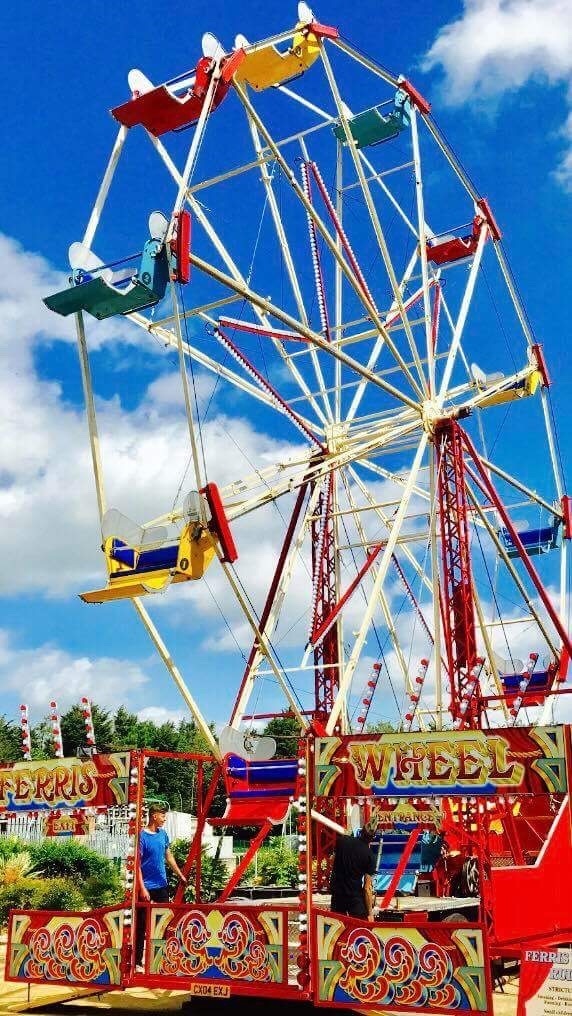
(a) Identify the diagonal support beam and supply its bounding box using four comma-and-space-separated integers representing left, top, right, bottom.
232, 79, 425, 401
214, 327, 325, 449
319, 45, 427, 396
189, 250, 420, 412
149, 132, 330, 428
326, 432, 429, 734
230, 481, 316, 726
462, 429, 572, 660
217, 820, 273, 903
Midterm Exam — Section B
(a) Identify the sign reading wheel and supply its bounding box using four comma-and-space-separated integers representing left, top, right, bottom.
190, 983, 231, 999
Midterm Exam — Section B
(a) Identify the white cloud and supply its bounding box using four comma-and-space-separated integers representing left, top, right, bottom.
423, 0, 572, 188
0, 628, 149, 718
145, 368, 214, 412
137, 705, 186, 725
555, 110, 572, 188
0, 232, 303, 598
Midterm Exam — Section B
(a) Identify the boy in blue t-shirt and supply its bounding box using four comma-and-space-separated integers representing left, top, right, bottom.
135, 804, 187, 970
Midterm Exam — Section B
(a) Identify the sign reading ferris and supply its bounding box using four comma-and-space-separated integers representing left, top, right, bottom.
0, 752, 130, 811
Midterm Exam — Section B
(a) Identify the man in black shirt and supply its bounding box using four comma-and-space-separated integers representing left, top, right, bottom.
330, 812, 379, 920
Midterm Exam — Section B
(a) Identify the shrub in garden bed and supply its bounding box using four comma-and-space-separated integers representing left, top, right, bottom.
28, 839, 114, 880
168, 839, 228, 902
0, 837, 26, 862
0, 877, 46, 926
242, 840, 298, 888
0, 837, 124, 927
34, 877, 86, 912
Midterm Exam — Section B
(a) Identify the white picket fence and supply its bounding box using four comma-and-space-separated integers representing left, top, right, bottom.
0, 809, 131, 860
0, 808, 233, 862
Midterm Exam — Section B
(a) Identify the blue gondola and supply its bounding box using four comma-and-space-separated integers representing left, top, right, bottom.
499, 523, 560, 558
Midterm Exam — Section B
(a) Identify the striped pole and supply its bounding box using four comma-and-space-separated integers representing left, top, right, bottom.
405, 659, 429, 729
49, 700, 64, 758
81, 697, 96, 749
19, 704, 31, 761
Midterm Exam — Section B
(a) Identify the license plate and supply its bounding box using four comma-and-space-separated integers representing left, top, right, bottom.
190, 983, 231, 998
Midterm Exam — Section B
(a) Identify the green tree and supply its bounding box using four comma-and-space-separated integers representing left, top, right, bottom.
30, 718, 52, 760
144, 719, 226, 816
60, 704, 114, 755
0, 715, 21, 762
365, 720, 396, 734
112, 706, 139, 748
262, 714, 301, 759
243, 840, 298, 888
168, 839, 228, 903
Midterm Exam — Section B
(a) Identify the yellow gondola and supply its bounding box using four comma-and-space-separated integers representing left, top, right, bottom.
80, 485, 237, 604
471, 362, 543, 408
234, 9, 325, 92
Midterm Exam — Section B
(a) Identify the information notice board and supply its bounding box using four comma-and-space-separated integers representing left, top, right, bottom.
519, 947, 572, 1016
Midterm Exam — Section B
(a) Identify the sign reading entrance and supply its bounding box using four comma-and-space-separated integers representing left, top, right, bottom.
519, 947, 572, 1016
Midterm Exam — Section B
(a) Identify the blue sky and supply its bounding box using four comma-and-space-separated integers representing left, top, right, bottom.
1, 0, 571, 735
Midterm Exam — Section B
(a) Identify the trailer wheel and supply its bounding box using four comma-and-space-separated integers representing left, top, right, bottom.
441, 912, 467, 923
460, 856, 479, 896
451, 856, 479, 897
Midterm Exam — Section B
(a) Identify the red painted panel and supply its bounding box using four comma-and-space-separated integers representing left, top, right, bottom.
143, 902, 291, 988
308, 22, 340, 39
427, 234, 479, 266
171, 210, 191, 284
6, 907, 125, 986
491, 797, 572, 948
400, 77, 431, 115
221, 48, 246, 83
476, 197, 502, 241
202, 482, 238, 563
532, 342, 551, 388
0, 752, 131, 813
312, 908, 493, 1012
313, 727, 568, 799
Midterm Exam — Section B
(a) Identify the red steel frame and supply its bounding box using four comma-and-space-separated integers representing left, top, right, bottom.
173, 758, 222, 904
230, 481, 310, 726
311, 473, 340, 726
462, 429, 572, 663
310, 474, 346, 890
435, 419, 481, 728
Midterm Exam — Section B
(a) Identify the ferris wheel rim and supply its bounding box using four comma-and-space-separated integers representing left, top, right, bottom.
58, 19, 568, 738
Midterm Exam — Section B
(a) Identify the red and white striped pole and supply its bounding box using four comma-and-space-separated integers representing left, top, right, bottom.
509, 652, 539, 724
357, 662, 382, 731
405, 659, 430, 730
49, 700, 64, 758
19, 704, 31, 761
81, 697, 96, 749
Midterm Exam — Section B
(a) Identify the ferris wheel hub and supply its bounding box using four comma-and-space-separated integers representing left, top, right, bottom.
324, 422, 350, 454
421, 399, 444, 437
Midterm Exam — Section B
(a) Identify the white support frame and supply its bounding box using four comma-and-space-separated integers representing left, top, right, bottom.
62, 20, 567, 748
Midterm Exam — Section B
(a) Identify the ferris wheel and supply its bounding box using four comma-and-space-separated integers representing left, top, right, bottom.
45, 3, 571, 752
